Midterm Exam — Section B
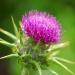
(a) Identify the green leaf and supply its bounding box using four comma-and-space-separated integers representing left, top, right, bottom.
0, 28, 18, 41
0, 38, 16, 47
52, 58, 75, 75
54, 57, 75, 64
0, 54, 19, 60
31, 61, 42, 75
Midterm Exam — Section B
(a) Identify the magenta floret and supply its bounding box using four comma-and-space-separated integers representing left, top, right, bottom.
21, 10, 61, 44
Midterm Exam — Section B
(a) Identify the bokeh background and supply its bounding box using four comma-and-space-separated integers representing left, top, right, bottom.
0, 0, 75, 75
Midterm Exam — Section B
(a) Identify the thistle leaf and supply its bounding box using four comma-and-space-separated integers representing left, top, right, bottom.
0, 28, 17, 41
0, 54, 19, 60
52, 58, 75, 75
0, 38, 16, 47
54, 57, 75, 64
31, 61, 42, 75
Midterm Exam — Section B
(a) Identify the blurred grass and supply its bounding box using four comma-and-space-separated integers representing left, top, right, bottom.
0, 0, 75, 75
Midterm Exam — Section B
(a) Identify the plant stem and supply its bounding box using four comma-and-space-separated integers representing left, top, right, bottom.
21, 67, 29, 75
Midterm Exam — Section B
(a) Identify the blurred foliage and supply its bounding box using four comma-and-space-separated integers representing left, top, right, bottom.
0, 0, 75, 75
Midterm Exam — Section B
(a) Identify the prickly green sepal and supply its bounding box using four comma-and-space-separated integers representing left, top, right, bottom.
51, 57, 75, 75
0, 38, 16, 47
11, 16, 19, 37
0, 53, 19, 59
0, 28, 18, 41
54, 57, 75, 64
47, 67, 59, 75
47, 42, 69, 52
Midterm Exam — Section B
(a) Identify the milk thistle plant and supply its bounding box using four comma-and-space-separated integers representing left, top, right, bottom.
0, 10, 75, 75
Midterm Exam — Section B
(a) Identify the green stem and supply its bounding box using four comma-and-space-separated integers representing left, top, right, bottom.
31, 61, 42, 75
21, 67, 29, 75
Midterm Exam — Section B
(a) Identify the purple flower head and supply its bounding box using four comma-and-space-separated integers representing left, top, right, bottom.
21, 10, 61, 44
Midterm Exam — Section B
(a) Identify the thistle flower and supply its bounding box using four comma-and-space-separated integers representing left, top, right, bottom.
0, 13, 75, 75
21, 10, 61, 44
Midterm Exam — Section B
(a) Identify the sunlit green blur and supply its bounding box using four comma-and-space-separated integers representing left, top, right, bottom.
0, 0, 75, 75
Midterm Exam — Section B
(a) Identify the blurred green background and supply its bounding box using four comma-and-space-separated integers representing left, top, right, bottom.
0, 0, 75, 75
